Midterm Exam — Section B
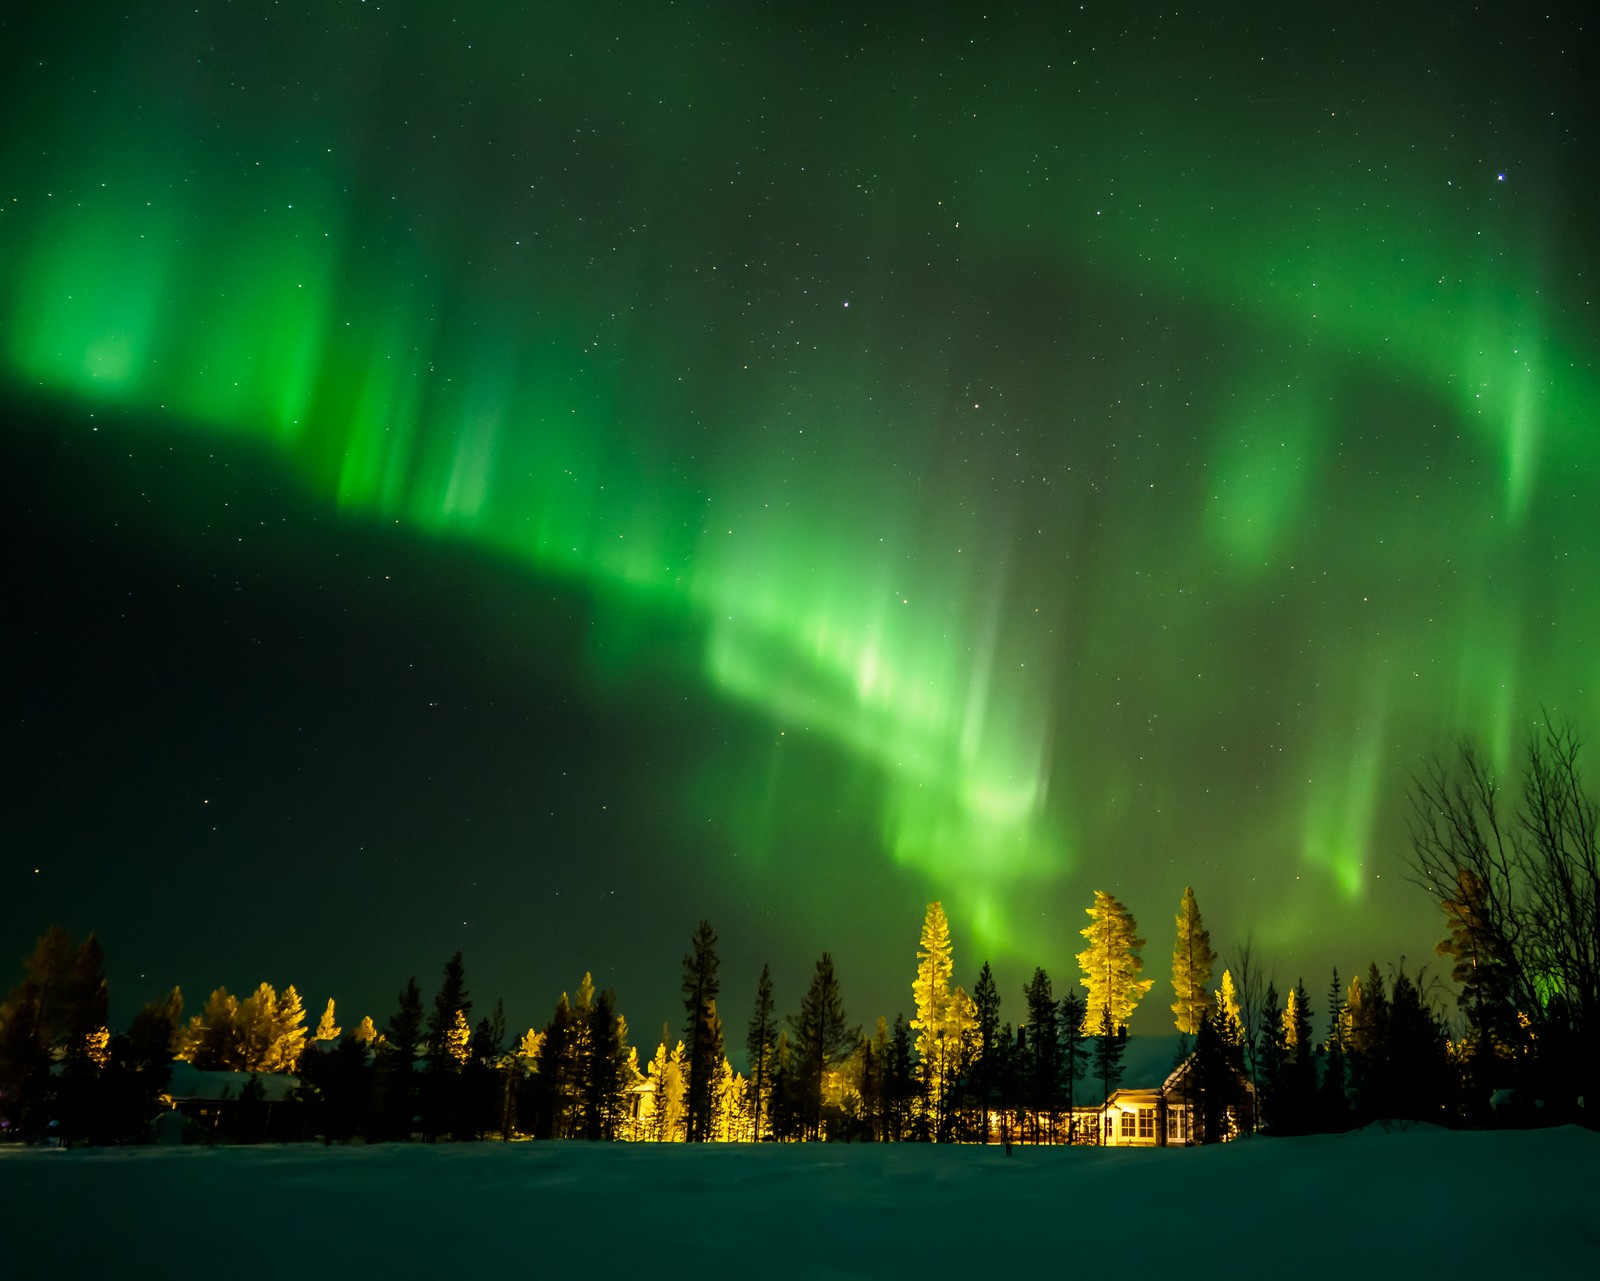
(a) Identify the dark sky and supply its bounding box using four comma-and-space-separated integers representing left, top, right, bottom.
3, 3, 1596, 1046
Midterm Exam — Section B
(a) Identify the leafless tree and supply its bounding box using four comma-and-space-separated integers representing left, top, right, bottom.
1406, 720, 1600, 1114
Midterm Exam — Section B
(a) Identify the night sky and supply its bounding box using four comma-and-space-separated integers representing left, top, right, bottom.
4, 3, 1596, 1043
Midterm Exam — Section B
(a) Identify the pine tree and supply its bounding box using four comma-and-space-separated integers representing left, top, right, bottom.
910, 901, 960, 1139
1022, 967, 1060, 1141
353, 1015, 379, 1045
427, 951, 472, 1066
789, 952, 858, 1140
385, 978, 424, 1059
1283, 980, 1316, 1132
857, 1019, 888, 1141
1348, 964, 1391, 1124
1089, 1005, 1126, 1141
578, 986, 632, 1140
1057, 987, 1088, 1142
186, 987, 244, 1070
235, 983, 279, 1070
971, 962, 1001, 1143
530, 991, 576, 1139
1076, 890, 1155, 1032
445, 1009, 471, 1065
1321, 968, 1348, 1130
746, 964, 777, 1140
888, 1014, 914, 1143
1170, 886, 1217, 1035
1387, 966, 1451, 1122
1215, 969, 1243, 1044
660, 1039, 688, 1140
379, 977, 424, 1139
1256, 982, 1287, 1132
314, 999, 341, 1043
270, 984, 308, 1073
680, 920, 722, 1143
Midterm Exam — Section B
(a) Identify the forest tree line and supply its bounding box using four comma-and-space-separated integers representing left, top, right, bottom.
2, 722, 1596, 1145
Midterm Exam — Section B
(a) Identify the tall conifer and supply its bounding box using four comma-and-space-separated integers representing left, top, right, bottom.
1171, 887, 1217, 1035
1076, 891, 1155, 1032
746, 963, 777, 1140
680, 920, 722, 1142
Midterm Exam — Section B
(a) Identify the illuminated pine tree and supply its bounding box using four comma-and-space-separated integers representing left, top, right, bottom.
353, 1015, 378, 1045
516, 1027, 544, 1065
1076, 891, 1155, 1032
445, 1008, 471, 1065
186, 987, 242, 1069
427, 950, 472, 1064
314, 999, 341, 1043
910, 901, 961, 1136
1286, 978, 1316, 1130
1283, 984, 1302, 1053
712, 1057, 748, 1141
1170, 886, 1217, 1035
1215, 969, 1243, 1044
269, 984, 308, 1073
662, 1039, 688, 1140
235, 983, 279, 1069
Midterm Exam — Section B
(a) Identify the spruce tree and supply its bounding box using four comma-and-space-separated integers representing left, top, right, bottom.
888, 1014, 914, 1142
580, 986, 632, 1140
1170, 886, 1217, 1035
1022, 968, 1060, 1141
1057, 987, 1088, 1142
427, 951, 472, 1065
1321, 968, 1348, 1130
746, 963, 777, 1140
1089, 1005, 1126, 1141
1076, 891, 1155, 1032
1256, 982, 1287, 1132
1387, 966, 1452, 1122
1348, 964, 1391, 1124
680, 920, 722, 1143
379, 977, 424, 1139
1285, 979, 1315, 1130
788, 952, 858, 1140
972, 962, 1001, 1143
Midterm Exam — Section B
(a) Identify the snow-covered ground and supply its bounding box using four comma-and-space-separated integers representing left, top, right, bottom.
5, 1125, 1597, 1277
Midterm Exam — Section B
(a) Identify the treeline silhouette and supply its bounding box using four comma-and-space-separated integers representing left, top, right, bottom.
2, 723, 1595, 1146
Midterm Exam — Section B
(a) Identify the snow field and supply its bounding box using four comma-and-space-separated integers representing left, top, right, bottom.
3, 1124, 1596, 1278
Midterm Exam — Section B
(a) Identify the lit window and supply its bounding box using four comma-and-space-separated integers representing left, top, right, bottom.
1120, 1111, 1136, 1137
1138, 1108, 1154, 1138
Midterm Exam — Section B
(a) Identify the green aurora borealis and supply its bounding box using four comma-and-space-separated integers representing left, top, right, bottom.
4, 3, 1597, 1031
